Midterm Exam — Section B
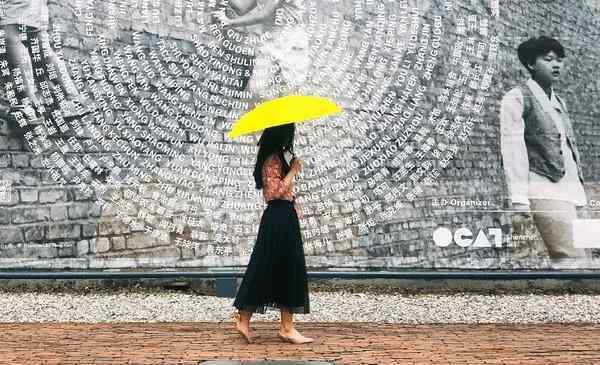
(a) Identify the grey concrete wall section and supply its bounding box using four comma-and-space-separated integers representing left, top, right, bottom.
0, 0, 599, 270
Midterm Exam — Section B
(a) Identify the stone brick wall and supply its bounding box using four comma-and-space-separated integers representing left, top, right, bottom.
0, 0, 599, 270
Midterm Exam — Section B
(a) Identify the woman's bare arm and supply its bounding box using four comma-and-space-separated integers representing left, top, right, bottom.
228, 0, 257, 15
219, 0, 282, 27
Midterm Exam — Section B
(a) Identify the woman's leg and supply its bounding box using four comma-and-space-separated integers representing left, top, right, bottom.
239, 308, 254, 329
234, 308, 254, 341
280, 306, 293, 333
3, 24, 39, 104
34, 30, 80, 101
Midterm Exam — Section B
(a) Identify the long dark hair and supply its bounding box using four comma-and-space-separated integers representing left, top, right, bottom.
253, 123, 295, 190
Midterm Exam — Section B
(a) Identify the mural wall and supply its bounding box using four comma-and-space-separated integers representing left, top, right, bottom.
1, 0, 599, 270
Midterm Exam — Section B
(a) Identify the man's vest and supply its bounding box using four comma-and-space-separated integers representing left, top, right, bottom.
519, 83, 584, 183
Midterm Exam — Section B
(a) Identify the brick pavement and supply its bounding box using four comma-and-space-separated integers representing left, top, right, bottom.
0, 322, 598, 364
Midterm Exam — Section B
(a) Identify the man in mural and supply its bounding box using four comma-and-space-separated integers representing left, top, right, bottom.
499, 35, 589, 266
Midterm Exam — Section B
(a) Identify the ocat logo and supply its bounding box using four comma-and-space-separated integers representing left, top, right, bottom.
432, 227, 503, 247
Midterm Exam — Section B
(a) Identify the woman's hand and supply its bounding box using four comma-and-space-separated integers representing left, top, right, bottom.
290, 157, 302, 174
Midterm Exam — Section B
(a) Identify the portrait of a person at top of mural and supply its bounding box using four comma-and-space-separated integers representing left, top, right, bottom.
215, 0, 310, 100
499, 35, 590, 265
0, 0, 95, 122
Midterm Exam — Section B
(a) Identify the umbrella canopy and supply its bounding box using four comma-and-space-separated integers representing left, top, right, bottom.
226, 95, 342, 139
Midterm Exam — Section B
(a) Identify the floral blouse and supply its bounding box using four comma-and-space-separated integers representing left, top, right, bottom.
262, 153, 302, 218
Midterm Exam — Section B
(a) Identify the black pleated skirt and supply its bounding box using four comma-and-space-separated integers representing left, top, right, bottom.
232, 198, 310, 314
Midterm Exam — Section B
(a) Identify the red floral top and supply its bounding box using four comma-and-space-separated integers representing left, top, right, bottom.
262, 153, 302, 218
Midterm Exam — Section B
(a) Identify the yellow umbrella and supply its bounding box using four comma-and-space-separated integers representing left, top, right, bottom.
226, 95, 342, 139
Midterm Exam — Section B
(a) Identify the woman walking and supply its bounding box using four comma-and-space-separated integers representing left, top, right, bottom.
219, 0, 313, 344
232, 122, 313, 344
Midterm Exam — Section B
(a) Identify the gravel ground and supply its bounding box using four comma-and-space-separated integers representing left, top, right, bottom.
1, 287, 600, 323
